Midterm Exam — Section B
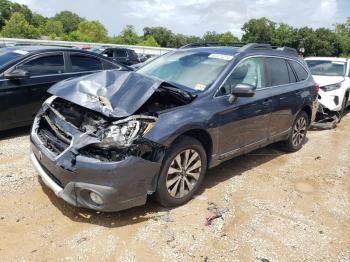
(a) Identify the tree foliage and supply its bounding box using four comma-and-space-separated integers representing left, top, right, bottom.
137, 35, 160, 47
0, 0, 349, 56
71, 20, 108, 42
53, 11, 84, 33
40, 20, 64, 39
1, 12, 38, 39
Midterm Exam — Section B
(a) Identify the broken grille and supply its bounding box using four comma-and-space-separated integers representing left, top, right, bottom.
37, 110, 72, 156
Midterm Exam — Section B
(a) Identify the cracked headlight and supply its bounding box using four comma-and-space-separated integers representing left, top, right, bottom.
99, 119, 155, 148
321, 82, 342, 92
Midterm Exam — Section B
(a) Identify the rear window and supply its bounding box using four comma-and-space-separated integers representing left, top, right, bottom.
306, 60, 345, 77
265, 57, 290, 86
70, 54, 102, 72
291, 60, 309, 81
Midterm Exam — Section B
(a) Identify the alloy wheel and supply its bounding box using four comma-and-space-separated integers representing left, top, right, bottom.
292, 116, 307, 147
166, 149, 202, 198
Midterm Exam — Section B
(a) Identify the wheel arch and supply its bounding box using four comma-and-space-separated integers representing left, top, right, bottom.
300, 104, 312, 126
172, 129, 213, 166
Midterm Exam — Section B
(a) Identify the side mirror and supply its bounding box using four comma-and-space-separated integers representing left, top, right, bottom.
231, 83, 256, 97
4, 69, 30, 80
228, 83, 256, 104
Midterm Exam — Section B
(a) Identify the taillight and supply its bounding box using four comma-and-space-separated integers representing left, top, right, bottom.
314, 84, 320, 93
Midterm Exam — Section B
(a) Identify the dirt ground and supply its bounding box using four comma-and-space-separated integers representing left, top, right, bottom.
0, 114, 350, 262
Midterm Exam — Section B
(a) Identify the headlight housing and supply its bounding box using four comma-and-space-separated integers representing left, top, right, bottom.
321, 82, 343, 92
98, 116, 156, 148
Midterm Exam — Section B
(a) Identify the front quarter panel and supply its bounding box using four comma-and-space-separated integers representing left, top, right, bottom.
143, 102, 216, 149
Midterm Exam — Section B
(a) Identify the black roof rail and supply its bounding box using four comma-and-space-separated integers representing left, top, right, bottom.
179, 42, 245, 49
179, 42, 299, 56
276, 46, 299, 56
239, 43, 272, 52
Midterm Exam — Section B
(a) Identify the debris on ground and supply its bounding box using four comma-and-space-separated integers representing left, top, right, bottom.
205, 213, 222, 226
205, 202, 230, 225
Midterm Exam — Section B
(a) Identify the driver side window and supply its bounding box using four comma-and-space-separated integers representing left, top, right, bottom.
218, 57, 265, 96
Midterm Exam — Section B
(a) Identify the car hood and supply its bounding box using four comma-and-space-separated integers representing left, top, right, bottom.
48, 70, 166, 118
312, 75, 345, 87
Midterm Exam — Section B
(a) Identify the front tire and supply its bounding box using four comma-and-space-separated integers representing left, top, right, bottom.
282, 111, 308, 152
155, 136, 207, 207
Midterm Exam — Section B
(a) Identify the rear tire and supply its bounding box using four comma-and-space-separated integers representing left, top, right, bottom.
155, 136, 207, 207
281, 111, 308, 152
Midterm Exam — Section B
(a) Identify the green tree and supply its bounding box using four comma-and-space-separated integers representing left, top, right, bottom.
272, 23, 297, 47
117, 25, 140, 45
54, 11, 84, 33
137, 35, 160, 47
31, 12, 47, 28
1, 12, 38, 38
143, 26, 176, 47
74, 20, 108, 42
241, 17, 276, 43
40, 19, 64, 38
219, 32, 240, 44
0, 0, 35, 28
0, 0, 14, 29
335, 18, 350, 55
11, 2, 33, 24
202, 31, 222, 42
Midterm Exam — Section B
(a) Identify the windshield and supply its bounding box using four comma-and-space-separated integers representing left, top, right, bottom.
137, 51, 232, 91
0, 50, 25, 66
306, 60, 346, 76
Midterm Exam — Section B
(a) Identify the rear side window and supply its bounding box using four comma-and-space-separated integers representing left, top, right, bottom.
290, 60, 308, 81
70, 54, 102, 72
286, 61, 297, 83
19, 54, 64, 76
265, 57, 290, 86
114, 49, 127, 58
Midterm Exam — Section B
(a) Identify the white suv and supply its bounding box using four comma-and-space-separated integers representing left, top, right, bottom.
305, 57, 350, 118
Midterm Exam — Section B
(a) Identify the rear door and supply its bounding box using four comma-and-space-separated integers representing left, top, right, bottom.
265, 57, 308, 137
215, 57, 272, 157
67, 52, 104, 77
2, 52, 67, 127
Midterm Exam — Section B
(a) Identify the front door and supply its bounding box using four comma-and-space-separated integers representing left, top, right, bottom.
214, 57, 271, 157
3, 52, 67, 128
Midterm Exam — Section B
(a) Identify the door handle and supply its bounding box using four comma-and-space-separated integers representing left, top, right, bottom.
262, 98, 272, 106
296, 90, 303, 95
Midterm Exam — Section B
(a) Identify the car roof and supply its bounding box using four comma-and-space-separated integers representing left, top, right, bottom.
305, 57, 348, 62
179, 46, 240, 55
178, 46, 301, 60
1, 45, 103, 55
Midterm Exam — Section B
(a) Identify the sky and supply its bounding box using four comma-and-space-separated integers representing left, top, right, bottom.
11, 0, 350, 37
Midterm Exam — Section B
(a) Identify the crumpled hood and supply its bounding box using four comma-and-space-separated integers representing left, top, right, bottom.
312, 75, 345, 87
48, 70, 163, 118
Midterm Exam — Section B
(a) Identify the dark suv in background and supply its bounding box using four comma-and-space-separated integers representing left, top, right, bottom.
30, 43, 318, 212
91, 47, 140, 66
0, 46, 128, 131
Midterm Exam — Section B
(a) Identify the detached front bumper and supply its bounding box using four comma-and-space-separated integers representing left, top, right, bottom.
30, 138, 162, 212
30, 103, 163, 212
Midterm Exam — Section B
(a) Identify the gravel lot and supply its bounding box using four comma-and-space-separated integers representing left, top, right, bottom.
0, 114, 350, 261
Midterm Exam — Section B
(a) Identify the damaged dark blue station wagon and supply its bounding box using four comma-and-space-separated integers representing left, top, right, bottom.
30, 43, 318, 211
